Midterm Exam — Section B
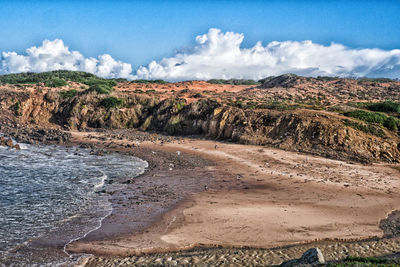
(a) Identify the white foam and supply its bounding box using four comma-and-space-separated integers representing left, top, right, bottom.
62, 199, 113, 257
93, 170, 107, 190
0, 140, 149, 266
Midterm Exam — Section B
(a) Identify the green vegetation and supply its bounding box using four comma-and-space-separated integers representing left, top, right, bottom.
145, 89, 157, 94
230, 99, 301, 111
343, 120, 386, 138
133, 79, 168, 84
112, 78, 129, 83
190, 93, 203, 98
87, 83, 114, 94
0, 70, 118, 93
358, 77, 394, 83
59, 89, 77, 99
316, 76, 339, 81
9, 101, 21, 116
384, 116, 399, 131
207, 79, 260, 85
326, 256, 398, 266
172, 99, 186, 112
99, 97, 124, 109
344, 110, 400, 131
342, 256, 388, 264
45, 77, 68, 87
0, 70, 110, 85
257, 76, 276, 84
165, 115, 183, 134
260, 101, 301, 111
366, 100, 400, 113
258, 73, 299, 84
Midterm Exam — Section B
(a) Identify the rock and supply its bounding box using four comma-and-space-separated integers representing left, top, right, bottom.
280, 248, 325, 266
300, 248, 325, 264
13, 144, 21, 150
5, 138, 13, 147
0, 137, 20, 150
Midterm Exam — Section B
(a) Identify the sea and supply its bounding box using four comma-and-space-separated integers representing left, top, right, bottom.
0, 139, 148, 266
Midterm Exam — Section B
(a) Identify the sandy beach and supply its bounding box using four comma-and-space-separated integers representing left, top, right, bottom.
62, 130, 400, 265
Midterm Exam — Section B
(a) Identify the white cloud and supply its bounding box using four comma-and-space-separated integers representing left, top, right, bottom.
135, 28, 400, 81
1, 29, 400, 81
0, 39, 134, 79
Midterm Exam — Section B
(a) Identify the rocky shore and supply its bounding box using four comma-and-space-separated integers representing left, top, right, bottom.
63, 130, 400, 266
1, 124, 399, 266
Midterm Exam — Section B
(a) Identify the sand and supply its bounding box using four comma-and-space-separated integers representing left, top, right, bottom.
61, 131, 400, 265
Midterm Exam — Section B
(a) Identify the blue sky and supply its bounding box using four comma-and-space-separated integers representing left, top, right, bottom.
0, 0, 399, 80
1, 0, 399, 67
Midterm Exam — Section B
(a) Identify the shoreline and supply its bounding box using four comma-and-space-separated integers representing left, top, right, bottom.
62, 130, 400, 265
0, 132, 150, 266
1, 127, 400, 266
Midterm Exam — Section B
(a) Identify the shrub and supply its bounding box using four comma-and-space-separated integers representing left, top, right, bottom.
358, 77, 394, 83
88, 84, 113, 94
84, 78, 116, 88
10, 101, 22, 116
59, 89, 77, 98
344, 110, 400, 131
366, 100, 400, 113
344, 110, 387, 124
100, 97, 124, 109
343, 256, 387, 264
191, 93, 203, 98
133, 79, 168, 84
257, 101, 300, 111
384, 116, 398, 131
343, 120, 386, 138
45, 78, 68, 87
173, 99, 186, 112
316, 76, 339, 81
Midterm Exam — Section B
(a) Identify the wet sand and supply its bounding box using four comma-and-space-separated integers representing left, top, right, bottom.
61, 131, 400, 265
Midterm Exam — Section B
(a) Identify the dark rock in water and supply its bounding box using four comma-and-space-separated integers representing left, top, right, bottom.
5, 138, 13, 147
0, 136, 20, 149
13, 144, 21, 150
279, 248, 325, 266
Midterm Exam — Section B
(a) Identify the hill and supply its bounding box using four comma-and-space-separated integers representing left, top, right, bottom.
1, 71, 400, 163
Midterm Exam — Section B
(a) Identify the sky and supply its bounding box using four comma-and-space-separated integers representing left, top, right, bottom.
0, 0, 399, 80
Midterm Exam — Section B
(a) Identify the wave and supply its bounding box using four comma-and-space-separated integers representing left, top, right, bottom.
0, 140, 148, 266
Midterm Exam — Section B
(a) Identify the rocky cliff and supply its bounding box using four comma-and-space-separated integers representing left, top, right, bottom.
1, 87, 399, 163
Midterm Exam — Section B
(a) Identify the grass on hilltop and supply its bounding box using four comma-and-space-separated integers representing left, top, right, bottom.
0, 70, 119, 94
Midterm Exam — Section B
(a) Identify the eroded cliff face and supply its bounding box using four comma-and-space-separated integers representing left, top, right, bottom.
1, 89, 400, 163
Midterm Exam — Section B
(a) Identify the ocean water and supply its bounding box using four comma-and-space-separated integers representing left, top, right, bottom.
0, 141, 148, 266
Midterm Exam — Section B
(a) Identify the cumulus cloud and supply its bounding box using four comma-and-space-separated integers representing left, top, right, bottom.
1, 29, 400, 81
135, 28, 400, 81
0, 39, 134, 79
